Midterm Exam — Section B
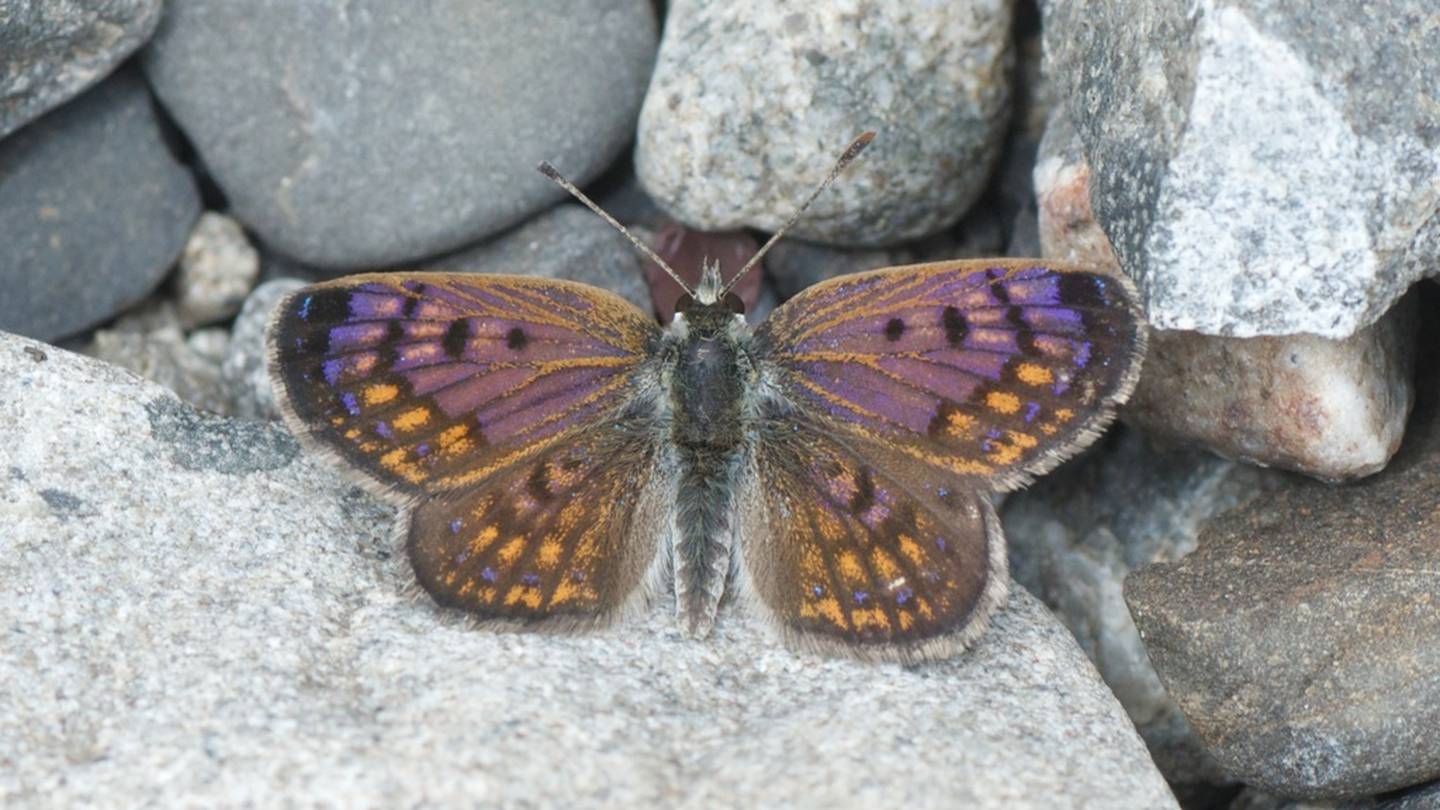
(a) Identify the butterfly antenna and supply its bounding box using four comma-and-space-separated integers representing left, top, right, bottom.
537, 161, 694, 296
720, 131, 876, 297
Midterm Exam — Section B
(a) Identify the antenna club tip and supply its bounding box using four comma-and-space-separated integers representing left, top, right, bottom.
537, 161, 560, 179
843, 131, 877, 161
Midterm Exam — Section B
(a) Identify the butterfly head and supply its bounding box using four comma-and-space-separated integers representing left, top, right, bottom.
675, 258, 746, 330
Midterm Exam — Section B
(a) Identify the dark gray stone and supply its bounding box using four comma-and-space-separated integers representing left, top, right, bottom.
0, 0, 162, 138
1126, 384, 1440, 798
432, 204, 651, 312
0, 68, 200, 341
1043, 0, 1440, 338
1004, 428, 1284, 786
222, 277, 307, 421
142, 0, 657, 269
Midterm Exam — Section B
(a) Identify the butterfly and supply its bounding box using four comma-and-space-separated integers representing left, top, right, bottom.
266, 133, 1146, 662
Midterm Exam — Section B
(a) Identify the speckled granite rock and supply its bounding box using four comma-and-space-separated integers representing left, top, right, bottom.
142, 0, 656, 269
431, 204, 652, 311
1126, 383, 1440, 798
0, 0, 162, 138
636, 0, 1012, 246
1043, 0, 1440, 338
1003, 428, 1284, 787
1035, 107, 1416, 481
0, 333, 1177, 809
175, 212, 260, 329
0, 68, 200, 341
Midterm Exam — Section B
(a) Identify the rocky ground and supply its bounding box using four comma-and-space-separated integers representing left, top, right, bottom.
1, 1, 1437, 808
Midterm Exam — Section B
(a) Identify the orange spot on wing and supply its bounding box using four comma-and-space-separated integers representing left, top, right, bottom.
393, 407, 432, 432
985, 391, 1022, 415
947, 409, 976, 437
498, 537, 525, 564
537, 539, 563, 569
871, 548, 901, 580
1015, 363, 1053, 387
363, 383, 399, 406
504, 585, 542, 609
898, 535, 924, 567
800, 597, 849, 630
469, 525, 499, 553
837, 551, 865, 584
851, 608, 890, 632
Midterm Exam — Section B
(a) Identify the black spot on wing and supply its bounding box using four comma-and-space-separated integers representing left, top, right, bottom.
526, 462, 552, 503
942, 307, 968, 347
297, 288, 351, 324
850, 468, 876, 516
443, 320, 469, 358
506, 326, 529, 351
1057, 272, 1109, 318
884, 318, 906, 341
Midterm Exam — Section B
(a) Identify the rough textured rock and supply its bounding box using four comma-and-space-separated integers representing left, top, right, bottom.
1036, 107, 1417, 481
0, 68, 200, 341
0, 333, 1177, 808
636, 0, 1012, 246
1003, 428, 1283, 786
175, 212, 260, 328
431, 204, 652, 311
0, 0, 163, 139
1043, 0, 1440, 338
222, 278, 307, 421
142, 0, 657, 269
1126, 379, 1440, 799
83, 301, 232, 416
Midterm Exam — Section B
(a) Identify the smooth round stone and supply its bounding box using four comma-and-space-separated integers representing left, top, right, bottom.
0, 68, 200, 342
142, 1, 657, 269
176, 212, 261, 329
223, 278, 308, 421
431, 204, 652, 312
636, 0, 1012, 247
0, 0, 162, 138
1003, 427, 1285, 788
1126, 382, 1440, 799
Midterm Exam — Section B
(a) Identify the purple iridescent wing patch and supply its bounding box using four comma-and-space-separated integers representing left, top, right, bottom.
268, 273, 662, 495
754, 259, 1146, 493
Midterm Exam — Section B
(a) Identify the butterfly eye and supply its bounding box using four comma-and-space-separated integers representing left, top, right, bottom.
675, 293, 696, 313
723, 292, 746, 315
